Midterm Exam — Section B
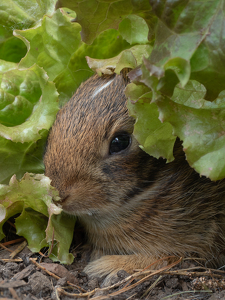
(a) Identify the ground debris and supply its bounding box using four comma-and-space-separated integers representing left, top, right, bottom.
0, 279, 27, 288
40, 262, 79, 284
12, 264, 35, 280
192, 276, 225, 290
29, 272, 52, 295
0, 243, 225, 300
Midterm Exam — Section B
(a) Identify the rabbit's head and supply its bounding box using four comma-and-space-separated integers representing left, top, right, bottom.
44, 71, 163, 219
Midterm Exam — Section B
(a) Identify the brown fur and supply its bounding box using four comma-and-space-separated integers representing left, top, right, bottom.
44, 71, 225, 281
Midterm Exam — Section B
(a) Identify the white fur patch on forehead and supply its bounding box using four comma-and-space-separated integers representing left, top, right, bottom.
92, 78, 115, 99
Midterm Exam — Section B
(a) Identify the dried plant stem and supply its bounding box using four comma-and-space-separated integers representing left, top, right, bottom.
29, 258, 86, 293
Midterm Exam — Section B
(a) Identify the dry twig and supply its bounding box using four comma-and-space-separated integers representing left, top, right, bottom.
29, 258, 86, 293
56, 257, 182, 299
56, 256, 225, 299
9, 287, 21, 300
9, 240, 27, 259
0, 243, 13, 253
1, 238, 25, 247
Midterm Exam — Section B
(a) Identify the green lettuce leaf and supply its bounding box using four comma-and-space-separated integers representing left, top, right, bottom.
46, 212, 75, 263
0, 0, 57, 63
15, 9, 82, 82
148, 0, 225, 99
0, 64, 58, 183
86, 45, 152, 75
15, 7, 132, 105
0, 173, 75, 264
0, 25, 27, 63
126, 83, 176, 162
122, 0, 225, 180
55, 28, 131, 105
156, 84, 225, 180
118, 15, 150, 45
0, 0, 56, 30
56, 0, 153, 44
0, 64, 58, 136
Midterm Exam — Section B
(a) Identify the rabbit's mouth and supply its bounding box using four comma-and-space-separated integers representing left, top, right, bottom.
58, 195, 69, 203
52, 194, 69, 210
53, 191, 115, 219
55, 194, 74, 213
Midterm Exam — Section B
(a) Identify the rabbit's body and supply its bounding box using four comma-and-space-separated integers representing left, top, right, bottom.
44, 71, 225, 280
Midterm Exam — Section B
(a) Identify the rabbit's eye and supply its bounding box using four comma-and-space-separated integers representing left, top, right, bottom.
109, 134, 131, 154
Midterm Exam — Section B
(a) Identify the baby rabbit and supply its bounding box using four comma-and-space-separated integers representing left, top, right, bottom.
44, 69, 225, 281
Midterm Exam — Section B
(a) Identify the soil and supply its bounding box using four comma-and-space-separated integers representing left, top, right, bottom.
1, 222, 225, 300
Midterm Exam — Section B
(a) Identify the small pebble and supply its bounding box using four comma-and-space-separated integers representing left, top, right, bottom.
29, 272, 52, 295
165, 277, 179, 289
87, 278, 99, 290
117, 270, 129, 279
57, 276, 67, 286
79, 271, 87, 277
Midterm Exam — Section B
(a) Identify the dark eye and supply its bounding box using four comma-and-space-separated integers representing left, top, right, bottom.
109, 134, 131, 154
